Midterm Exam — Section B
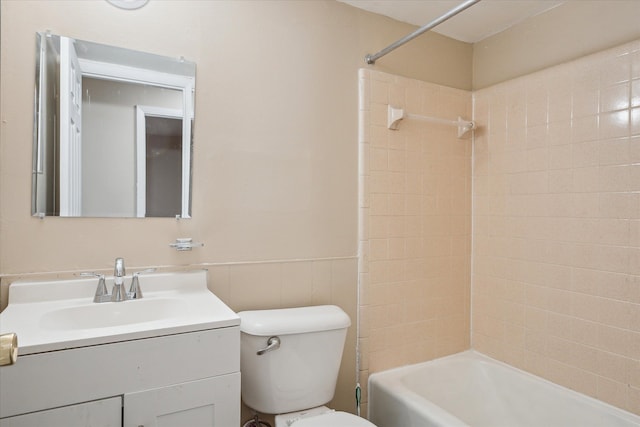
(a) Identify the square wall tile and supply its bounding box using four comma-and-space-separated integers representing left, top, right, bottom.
473, 38, 640, 417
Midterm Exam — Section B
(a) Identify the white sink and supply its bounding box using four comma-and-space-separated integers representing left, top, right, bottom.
0, 270, 239, 355
40, 297, 187, 330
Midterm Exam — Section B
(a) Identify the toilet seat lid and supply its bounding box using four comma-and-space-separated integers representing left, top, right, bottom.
291, 411, 376, 426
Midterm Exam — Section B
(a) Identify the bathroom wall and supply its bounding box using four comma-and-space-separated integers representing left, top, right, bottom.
473, 1, 640, 89
358, 69, 472, 415
0, 0, 472, 421
0, 0, 472, 275
6, 0, 638, 421
473, 38, 640, 416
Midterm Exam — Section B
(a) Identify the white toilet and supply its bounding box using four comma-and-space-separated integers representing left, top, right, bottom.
238, 305, 376, 427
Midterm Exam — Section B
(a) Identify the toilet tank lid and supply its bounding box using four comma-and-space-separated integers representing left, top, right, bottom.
238, 305, 351, 336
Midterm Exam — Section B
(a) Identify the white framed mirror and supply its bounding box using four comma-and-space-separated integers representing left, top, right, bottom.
32, 32, 195, 218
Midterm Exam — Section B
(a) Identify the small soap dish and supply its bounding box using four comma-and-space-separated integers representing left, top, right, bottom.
169, 238, 204, 251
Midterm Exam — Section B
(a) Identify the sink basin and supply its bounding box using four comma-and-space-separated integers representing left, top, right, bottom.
40, 298, 187, 330
0, 270, 239, 355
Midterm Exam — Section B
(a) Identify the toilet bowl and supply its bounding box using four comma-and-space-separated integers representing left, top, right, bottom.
238, 305, 376, 427
275, 406, 374, 427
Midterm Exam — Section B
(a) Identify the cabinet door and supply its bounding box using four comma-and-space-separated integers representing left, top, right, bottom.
0, 396, 121, 427
123, 373, 240, 427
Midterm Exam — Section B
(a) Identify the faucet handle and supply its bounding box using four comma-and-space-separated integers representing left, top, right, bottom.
128, 268, 156, 299
79, 272, 102, 278
80, 272, 108, 303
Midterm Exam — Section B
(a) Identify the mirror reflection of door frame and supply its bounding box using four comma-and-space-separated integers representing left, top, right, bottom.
59, 36, 83, 216
78, 56, 194, 218
135, 106, 188, 218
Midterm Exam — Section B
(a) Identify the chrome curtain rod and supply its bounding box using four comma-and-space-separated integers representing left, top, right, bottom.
365, 0, 482, 65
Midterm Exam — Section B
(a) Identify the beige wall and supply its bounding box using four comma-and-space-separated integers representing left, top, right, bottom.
473, 1, 640, 89
358, 69, 472, 415
0, 0, 471, 422
4, 0, 639, 422
0, 0, 471, 276
473, 38, 640, 416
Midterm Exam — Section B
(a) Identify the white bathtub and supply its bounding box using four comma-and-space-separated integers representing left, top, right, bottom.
368, 351, 640, 427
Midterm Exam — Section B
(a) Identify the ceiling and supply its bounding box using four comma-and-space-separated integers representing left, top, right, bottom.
337, 0, 564, 43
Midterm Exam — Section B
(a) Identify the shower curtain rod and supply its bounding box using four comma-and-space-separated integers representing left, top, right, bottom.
387, 105, 475, 138
365, 0, 482, 65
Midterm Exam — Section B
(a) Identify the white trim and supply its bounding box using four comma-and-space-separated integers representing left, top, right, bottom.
35, 35, 46, 175
78, 58, 194, 90
135, 107, 146, 218
181, 88, 193, 219
59, 37, 83, 217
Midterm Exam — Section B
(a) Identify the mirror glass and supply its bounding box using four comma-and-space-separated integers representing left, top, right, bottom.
32, 33, 195, 218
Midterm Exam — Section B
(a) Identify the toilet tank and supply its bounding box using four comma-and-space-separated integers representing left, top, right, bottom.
238, 305, 351, 414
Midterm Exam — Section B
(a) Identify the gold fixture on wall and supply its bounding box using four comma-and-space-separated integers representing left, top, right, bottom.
0, 333, 18, 366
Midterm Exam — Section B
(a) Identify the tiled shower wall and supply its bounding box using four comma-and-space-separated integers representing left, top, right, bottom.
358, 69, 472, 412
472, 39, 640, 415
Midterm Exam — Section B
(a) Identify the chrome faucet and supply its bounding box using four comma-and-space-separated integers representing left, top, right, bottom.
111, 257, 128, 302
82, 259, 155, 303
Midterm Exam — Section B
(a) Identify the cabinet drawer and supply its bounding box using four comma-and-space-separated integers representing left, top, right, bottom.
0, 327, 239, 418
0, 397, 121, 427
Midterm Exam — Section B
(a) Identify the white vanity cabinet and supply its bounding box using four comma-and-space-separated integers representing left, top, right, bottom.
124, 374, 239, 427
0, 327, 240, 427
0, 270, 241, 427
1, 397, 122, 427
